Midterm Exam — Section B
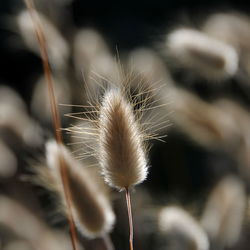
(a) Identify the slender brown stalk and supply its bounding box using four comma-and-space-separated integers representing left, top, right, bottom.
125, 188, 134, 250
23, 1, 78, 250
23, 0, 61, 143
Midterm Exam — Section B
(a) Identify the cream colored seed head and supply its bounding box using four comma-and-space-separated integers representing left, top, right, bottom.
158, 206, 209, 250
167, 28, 239, 81
98, 89, 148, 190
46, 140, 115, 238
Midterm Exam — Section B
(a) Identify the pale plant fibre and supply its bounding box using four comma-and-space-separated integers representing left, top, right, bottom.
167, 28, 239, 81
127, 48, 173, 135
16, 9, 69, 70
170, 88, 240, 150
67, 119, 99, 165
45, 140, 115, 238
200, 175, 246, 247
0, 195, 72, 250
158, 206, 209, 250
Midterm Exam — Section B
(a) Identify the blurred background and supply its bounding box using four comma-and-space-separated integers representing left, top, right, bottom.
1, 0, 250, 250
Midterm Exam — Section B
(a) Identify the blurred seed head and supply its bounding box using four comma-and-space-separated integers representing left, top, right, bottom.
0, 85, 26, 111
45, 140, 115, 238
31, 75, 72, 126
73, 29, 109, 74
0, 195, 71, 250
128, 48, 174, 86
166, 28, 239, 81
203, 12, 250, 77
127, 48, 173, 135
203, 13, 250, 54
170, 88, 239, 149
200, 175, 246, 247
0, 86, 43, 147
3, 240, 33, 250
214, 99, 250, 178
0, 140, 17, 178
16, 10, 69, 70
158, 206, 209, 250
73, 29, 121, 102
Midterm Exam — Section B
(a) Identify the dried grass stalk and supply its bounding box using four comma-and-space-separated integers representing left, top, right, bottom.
17, 9, 69, 70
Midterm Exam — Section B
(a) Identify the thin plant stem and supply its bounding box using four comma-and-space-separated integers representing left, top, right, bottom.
23, 1, 78, 249
125, 188, 134, 250
102, 234, 115, 250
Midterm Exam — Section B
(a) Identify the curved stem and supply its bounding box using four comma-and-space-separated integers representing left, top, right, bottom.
125, 188, 134, 250
23, 1, 78, 249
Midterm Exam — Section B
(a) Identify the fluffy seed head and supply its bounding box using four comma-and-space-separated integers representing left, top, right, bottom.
203, 13, 250, 53
170, 88, 239, 149
45, 140, 115, 238
17, 10, 69, 70
158, 206, 209, 250
167, 28, 239, 81
98, 89, 148, 190
31, 75, 72, 125
0, 140, 17, 178
200, 175, 246, 247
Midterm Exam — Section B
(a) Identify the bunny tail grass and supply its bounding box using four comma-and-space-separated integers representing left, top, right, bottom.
200, 175, 246, 247
46, 140, 116, 239
99, 89, 148, 190
158, 206, 209, 250
167, 28, 238, 81
98, 88, 149, 250
23, 1, 78, 249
